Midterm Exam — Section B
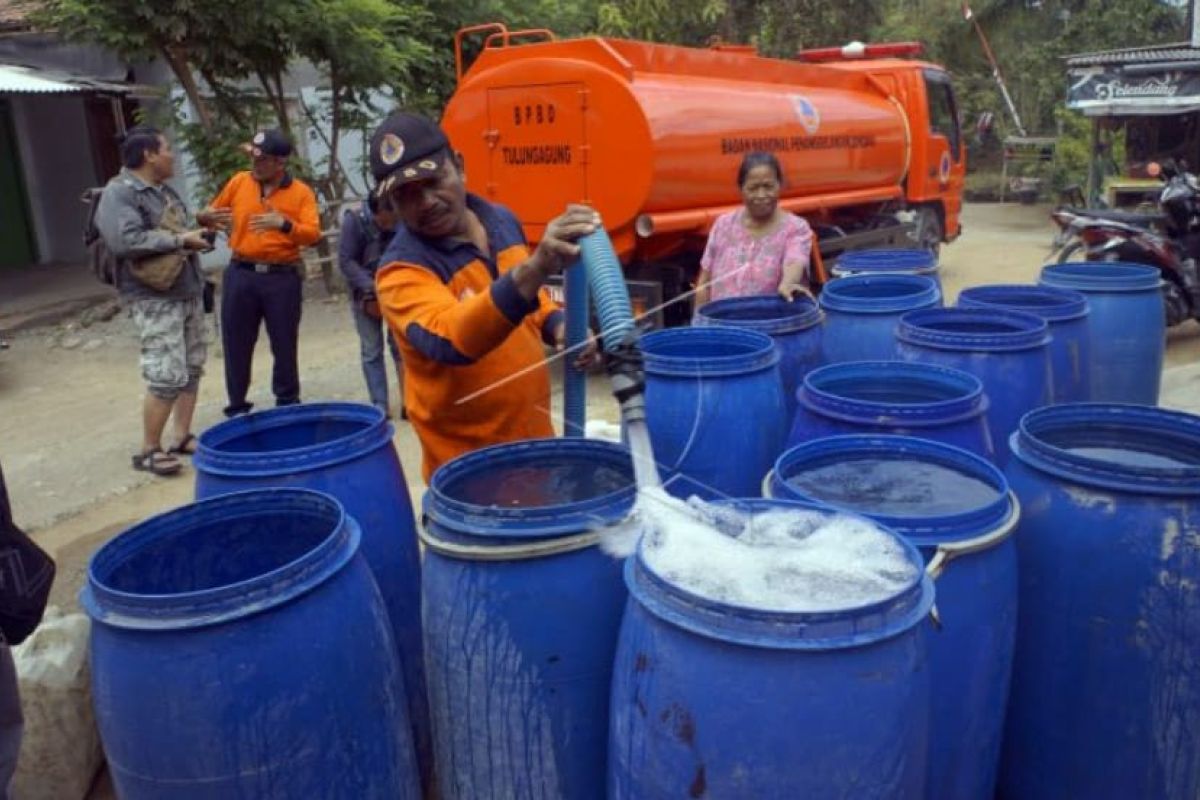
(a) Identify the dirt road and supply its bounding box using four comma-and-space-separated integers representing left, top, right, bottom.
3, 200, 1198, 600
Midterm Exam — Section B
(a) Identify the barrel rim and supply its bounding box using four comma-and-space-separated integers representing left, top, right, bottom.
1011, 403, 1200, 495
626, 497, 934, 649
640, 326, 779, 377
80, 488, 359, 630
423, 437, 637, 543
799, 360, 988, 426
833, 248, 939, 277
694, 294, 823, 335
958, 284, 1090, 323
1039, 262, 1163, 292
897, 307, 1050, 352
818, 273, 942, 314
193, 402, 393, 477
770, 434, 1012, 543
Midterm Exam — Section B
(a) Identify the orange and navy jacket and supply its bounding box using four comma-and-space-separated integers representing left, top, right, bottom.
375, 194, 563, 480
208, 171, 322, 264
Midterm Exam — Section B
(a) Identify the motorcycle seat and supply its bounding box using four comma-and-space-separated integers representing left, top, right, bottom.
1062, 207, 1165, 228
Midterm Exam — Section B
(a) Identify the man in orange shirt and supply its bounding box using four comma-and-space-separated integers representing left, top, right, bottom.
370, 112, 599, 480
203, 129, 322, 416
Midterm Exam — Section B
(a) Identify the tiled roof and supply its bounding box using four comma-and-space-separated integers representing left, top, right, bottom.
1066, 43, 1200, 67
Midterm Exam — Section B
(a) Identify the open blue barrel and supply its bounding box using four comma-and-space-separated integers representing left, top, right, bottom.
958, 283, 1091, 403
609, 497, 934, 798
788, 360, 994, 460
897, 308, 1050, 467
694, 294, 823, 423
192, 402, 429, 791
81, 488, 420, 799
1039, 262, 1164, 404
1000, 404, 1200, 800
819, 273, 942, 364
422, 438, 636, 800
769, 436, 1019, 800
641, 327, 787, 499
833, 248, 942, 290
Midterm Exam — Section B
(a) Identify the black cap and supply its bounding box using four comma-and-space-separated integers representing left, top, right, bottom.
369, 112, 450, 195
247, 129, 293, 158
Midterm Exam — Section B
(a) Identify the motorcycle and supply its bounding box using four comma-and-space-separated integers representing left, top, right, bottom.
1049, 160, 1200, 327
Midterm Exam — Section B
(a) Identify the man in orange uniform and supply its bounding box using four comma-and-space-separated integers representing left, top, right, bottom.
369, 112, 599, 480
204, 129, 322, 416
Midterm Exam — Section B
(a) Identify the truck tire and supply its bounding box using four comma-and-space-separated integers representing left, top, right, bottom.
914, 207, 942, 259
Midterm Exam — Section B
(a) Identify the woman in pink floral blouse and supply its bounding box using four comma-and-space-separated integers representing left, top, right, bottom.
695, 152, 814, 309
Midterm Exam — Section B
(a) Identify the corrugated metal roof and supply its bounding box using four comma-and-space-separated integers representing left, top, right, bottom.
1065, 43, 1200, 67
0, 63, 135, 94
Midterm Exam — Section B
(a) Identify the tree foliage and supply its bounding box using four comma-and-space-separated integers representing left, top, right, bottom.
35, 0, 1191, 197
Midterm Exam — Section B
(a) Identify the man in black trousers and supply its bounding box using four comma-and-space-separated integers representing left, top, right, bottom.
203, 130, 322, 416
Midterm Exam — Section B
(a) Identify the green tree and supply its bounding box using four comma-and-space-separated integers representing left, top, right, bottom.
35, 0, 433, 199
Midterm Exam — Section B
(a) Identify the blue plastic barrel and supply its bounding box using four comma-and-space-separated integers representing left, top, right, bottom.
192, 402, 429, 790
897, 308, 1051, 466
788, 360, 994, 460
834, 248, 941, 290
609, 497, 934, 798
641, 327, 788, 499
1039, 262, 1164, 404
958, 284, 1091, 403
769, 436, 1018, 800
695, 294, 823, 423
422, 438, 636, 800
1000, 404, 1200, 800
819, 274, 942, 364
82, 488, 420, 799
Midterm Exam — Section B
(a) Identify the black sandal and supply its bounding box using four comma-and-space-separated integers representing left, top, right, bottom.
132, 448, 182, 476
168, 433, 197, 456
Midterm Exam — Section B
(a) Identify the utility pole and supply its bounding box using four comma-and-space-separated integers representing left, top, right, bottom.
962, 1, 1028, 137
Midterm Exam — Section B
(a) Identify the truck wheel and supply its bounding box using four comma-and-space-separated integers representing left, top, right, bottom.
914, 208, 942, 259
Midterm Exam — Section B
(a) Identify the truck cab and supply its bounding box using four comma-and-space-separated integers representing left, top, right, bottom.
797, 42, 966, 250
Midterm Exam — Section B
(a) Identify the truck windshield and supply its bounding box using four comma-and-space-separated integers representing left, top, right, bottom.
924, 69, 962, 162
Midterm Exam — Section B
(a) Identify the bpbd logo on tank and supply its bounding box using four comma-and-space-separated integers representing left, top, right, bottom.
719, 95, 879, 155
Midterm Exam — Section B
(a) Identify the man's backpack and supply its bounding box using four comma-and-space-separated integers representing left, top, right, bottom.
82, 187, 118, 286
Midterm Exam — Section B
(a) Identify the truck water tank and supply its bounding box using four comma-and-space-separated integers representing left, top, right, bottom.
443, 37, 911, 256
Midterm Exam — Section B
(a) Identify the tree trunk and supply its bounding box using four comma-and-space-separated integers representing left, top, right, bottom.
160, 46, 213, 132
328, 69, 343, 198
199, 66, 248, 128
256, 69, 290, 132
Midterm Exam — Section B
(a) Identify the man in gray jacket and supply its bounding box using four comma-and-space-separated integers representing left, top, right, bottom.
96, 126, 214, 476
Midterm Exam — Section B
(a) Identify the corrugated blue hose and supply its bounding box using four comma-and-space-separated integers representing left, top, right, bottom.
579, 229, 635, 353
563, 260, 589, 437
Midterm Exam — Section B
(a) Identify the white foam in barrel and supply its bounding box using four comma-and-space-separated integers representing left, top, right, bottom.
632, 487, 918, 613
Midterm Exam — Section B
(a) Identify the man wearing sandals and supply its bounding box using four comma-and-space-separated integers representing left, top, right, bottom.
96, 126, 215, 476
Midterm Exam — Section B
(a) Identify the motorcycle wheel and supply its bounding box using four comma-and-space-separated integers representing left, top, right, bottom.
1163, 279, 1192, 328
1056, 241, 1088, 263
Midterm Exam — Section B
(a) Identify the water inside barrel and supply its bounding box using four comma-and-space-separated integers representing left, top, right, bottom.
448, 459, 632, 508
1067, 447, 1196, 469
785, 458, 1000, 518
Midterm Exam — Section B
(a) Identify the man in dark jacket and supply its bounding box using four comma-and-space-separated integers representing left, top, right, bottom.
0, 460, 54, 799
96, 125, 214, 475
338, 193, 404, 417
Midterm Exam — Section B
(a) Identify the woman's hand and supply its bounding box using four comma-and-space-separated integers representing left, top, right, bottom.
778, 281, 815, 302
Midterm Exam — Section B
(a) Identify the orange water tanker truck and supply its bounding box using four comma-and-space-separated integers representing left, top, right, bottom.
441, 25, 966, 323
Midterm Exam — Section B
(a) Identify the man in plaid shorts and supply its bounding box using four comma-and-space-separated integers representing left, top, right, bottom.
96, 126, 216, 476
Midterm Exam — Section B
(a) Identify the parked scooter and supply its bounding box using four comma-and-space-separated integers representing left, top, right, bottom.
1049, 160, 1200, 326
